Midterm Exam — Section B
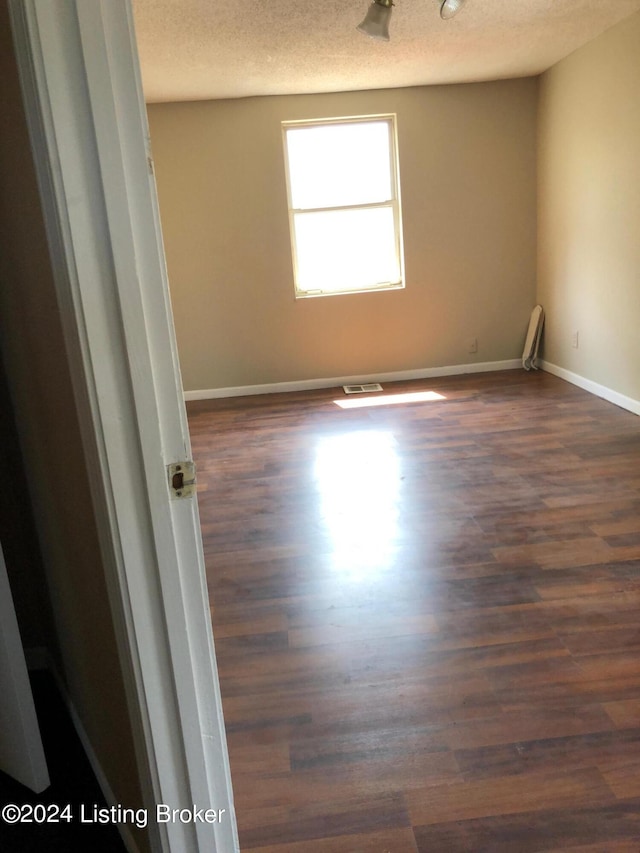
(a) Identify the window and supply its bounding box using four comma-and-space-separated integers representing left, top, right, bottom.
282, 115, 404, 298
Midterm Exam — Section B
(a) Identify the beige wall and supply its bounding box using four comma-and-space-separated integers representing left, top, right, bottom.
148, 79, 538, 392
0, 9, 147, 848
538, 11, 640, 401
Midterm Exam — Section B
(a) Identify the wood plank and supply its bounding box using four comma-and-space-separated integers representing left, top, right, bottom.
604, 699, 640, 730
237, 791, 411, 849
455, 728, 640, 780
413, 801, 640, 853
441, 705, 614, 751
407, 766, 614, 826
601, 760, 640, 799
246, 826, 419, 853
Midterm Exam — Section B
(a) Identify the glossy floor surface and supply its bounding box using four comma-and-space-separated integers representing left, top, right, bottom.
187, 370, 640, 852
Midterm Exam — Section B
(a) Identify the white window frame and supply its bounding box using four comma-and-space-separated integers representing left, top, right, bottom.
282, 114, 405, 299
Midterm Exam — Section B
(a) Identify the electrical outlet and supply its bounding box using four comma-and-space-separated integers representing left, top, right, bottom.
571, 331, 579, 349
468, 338, 478, 354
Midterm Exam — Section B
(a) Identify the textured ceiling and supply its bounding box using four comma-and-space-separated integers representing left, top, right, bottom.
133, 0, 640, 103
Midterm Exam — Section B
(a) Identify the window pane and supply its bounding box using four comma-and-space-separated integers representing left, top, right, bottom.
286, 121, 392, 210
294, 206, 400, 293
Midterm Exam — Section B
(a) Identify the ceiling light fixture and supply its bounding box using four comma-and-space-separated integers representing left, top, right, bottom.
439, 0, 467, 20
357, 0, 393, 42
357, 0, 467, 42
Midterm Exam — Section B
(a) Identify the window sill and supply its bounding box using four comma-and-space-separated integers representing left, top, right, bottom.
294, 282, 404, 299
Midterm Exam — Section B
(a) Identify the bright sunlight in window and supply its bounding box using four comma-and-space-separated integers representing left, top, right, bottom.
282, 115, 404, 298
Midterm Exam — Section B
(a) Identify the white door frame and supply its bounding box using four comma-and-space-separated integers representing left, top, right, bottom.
8, 3, 238, 851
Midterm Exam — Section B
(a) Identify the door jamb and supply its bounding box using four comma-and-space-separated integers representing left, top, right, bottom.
8, 3, 238, 851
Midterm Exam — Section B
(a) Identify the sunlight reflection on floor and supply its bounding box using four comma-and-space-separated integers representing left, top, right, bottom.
334, 390, 446, 409
314, 430, 401, 579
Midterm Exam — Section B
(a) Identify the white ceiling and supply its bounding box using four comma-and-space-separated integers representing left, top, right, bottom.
133, 0, 640, 103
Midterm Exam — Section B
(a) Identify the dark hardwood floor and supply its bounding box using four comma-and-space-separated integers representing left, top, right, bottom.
187, 369, 640, 852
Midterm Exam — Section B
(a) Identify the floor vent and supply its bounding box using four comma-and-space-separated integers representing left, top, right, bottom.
343, 383, 383, 395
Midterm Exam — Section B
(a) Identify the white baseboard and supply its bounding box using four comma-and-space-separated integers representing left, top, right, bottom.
541, 361, 640, 417
25, 649, 140, 853
184, 359, 522, 401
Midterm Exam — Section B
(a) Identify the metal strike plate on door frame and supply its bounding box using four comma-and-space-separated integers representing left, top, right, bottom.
168, 461, 196, 499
